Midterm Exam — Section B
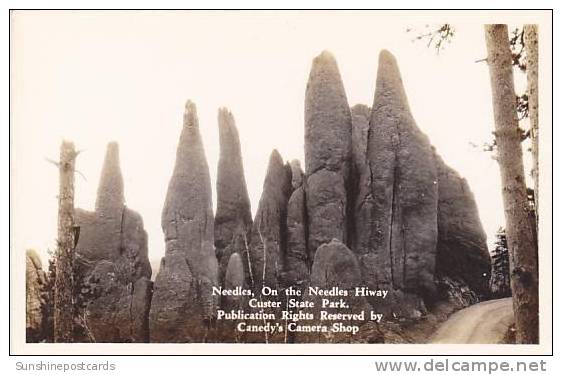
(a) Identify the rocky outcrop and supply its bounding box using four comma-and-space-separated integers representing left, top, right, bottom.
309, 239, 370, 312
305, 51, 353, 258
78, 261, 152, 342
216, 253, 247, 342
38, 50, 492, 343
26, 249, 47, 342
150, 254, 201, 342
248, 150, 292, 291
215, 108, 252, 285
435, 156, 491, 297
149, 101, 219, 343
353, 50, 439, 315
222, 253, 247, 311
300, 239, 372, 342
74, 142, 152, 343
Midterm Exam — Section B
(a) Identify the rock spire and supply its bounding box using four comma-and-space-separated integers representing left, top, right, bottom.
150, 101, 219, 342
215, 108, 252, 284
304, 51, 353, 258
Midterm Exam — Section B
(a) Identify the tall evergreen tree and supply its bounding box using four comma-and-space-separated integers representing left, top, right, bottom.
485, 24, 539, 344
54, 141, 77, 343
489, 228, 511, 298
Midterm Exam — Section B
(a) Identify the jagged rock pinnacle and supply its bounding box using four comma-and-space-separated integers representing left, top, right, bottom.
183, 100, 199, 128
353, 49, 439, 314
374, 50, 411, 114
248, 149, 292, 291
151, 100, 219, 343
305, 50, 352, 258
162, 99, 215, 267
215, 107, 252, 284
75, 141, 152, 342
95, 142, 124, 214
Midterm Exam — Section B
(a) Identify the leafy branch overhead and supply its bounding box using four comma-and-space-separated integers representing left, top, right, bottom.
408, 24, 527, 73
409, 24, 531, 157
509, 27, 526, 72
406, 24, 455, 53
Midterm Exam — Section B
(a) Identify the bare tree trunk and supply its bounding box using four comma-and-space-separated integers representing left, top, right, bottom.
524, 24, 539, 230
54, 141, 77, 343
485, 24, 539, 344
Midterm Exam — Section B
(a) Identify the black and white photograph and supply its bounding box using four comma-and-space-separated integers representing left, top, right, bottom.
7, 8, 554, 363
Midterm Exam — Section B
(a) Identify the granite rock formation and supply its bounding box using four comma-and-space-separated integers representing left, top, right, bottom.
305, 51, 353, 258
223, 253, 247, 311
215, 108, 252, 285
216, 252, 248, 342
26, 249, 47, 342
74, 142, 152, 342
37, 49, 493, 343
310, 240, 362, 293
248, 150, 292, 291
434, 156, 491, 297
301, 239, 373, 342
352, 50, 439, 316
149, 101, 219, 343
150, 253, 198, 342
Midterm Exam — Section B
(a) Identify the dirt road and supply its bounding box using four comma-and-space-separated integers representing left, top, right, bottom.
430, 298, 514, 344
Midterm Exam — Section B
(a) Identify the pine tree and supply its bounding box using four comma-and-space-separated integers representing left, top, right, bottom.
489, 228, 511, 298
54, 141, 77, 342
524, 25, 539, 233
485, 24, 539, 344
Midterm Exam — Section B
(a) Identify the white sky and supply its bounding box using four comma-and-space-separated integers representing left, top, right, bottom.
11, 11, 535, 266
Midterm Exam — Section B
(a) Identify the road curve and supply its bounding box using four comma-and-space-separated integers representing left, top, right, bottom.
430, 298, 514, 344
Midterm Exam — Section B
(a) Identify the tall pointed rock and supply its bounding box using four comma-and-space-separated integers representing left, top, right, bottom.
74, 142, 152, 342
161, 101, 216, 275
95, 142, 125, 215
248, 149, 292, 291
304, 51, 353, 259
354, 50, 439, 313
78, 143, 126, 263
150, 101, 219, 343
215, 108, 252, 284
